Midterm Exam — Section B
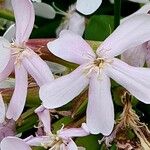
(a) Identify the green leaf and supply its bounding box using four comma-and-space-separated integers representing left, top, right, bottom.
85, 15, 114, 41
52, 116, 73, 133
75, 135, 101, 150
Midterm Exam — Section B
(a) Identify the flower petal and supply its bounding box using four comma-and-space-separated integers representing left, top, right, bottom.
1, 137, 32, 150
25, 136, 50, 146
67, 139, 78, 150
121, 3, 150, 23
12, 0, 35, 44
6, 64, 28, 121
40, 66, 89, 109
22, 51, 54, 86
0, 57, 15, 82
3, 24, 16, 42
35, 105, 51, 133
0, 37, 11, 73
47, 30, 96, 65
59, 126, 89, 140
97, 14, 150, 58
76, 0, 102, 15
121, 43, 147, 67
68, 12, 85, 36
87, 72, 114, 135
106, 58, 150, 104
0, 94, 5, 123
33, 2, 56, 19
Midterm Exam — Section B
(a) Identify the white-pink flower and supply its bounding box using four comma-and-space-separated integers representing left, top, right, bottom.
0, 107, 89, 150
40, 14, 150, 135
0, 0, 54, 121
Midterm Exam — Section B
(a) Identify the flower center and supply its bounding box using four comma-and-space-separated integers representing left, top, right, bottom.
83, 57, 113, 79
41, 133, 64, 149
10, 43, 31, 65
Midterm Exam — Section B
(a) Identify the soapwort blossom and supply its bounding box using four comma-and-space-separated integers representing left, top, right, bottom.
40, 14, 150, 135
0, 0, 54, 121
0, 106, 89, 150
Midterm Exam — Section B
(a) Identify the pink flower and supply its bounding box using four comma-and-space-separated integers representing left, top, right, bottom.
0, 0, 54, 121
0, 108, 89, 150
40, 14, 150, 135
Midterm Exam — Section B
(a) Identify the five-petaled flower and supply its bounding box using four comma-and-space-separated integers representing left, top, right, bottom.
0, 0, 54, 121
40, 14, 150, 135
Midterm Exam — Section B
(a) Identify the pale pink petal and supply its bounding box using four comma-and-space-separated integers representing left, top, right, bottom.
76, 0, 102, 15
33, 2, 56, 19
25, 136, 50, 146
35, 105, 51, 133
121, 3, 150, 23
3, 24, 16, 42
97, 14, 150, 58
47, 30, 96, 65
59, 127, 89, 140
6, 64, 28, 121
87, 72, 114, 135
40, 66, 89, 109
22, 51, 54, 86
12, 0, 35, 44
0, 57, 15, 82
106, 58, 150, 104
1, 137, 32, 150
0, 37, 11, 73
0, 94, 5, 123
68, 12, 85, 36
67, 139, 78, 150
121, 43, 147, 67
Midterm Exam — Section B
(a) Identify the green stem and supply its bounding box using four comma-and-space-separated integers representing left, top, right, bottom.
114, 0, 121, 29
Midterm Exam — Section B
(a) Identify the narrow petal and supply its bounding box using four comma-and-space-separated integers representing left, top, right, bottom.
35, 105, 51, 133
47, 30, 96, 65
97, 14, 150, 58
121, 3, 150, 23
25, 136, 50, 146
40, 66, 89, 109
33, 2, 56, 19
6, 64, 28, 120
22, 50, 54, 86
0, 57, 15, 82
67, 139, 78, 150
121, 43, 147, 67
0, 37, 11, 73
12, 0, 35, 44
1, 137, 32, 150
59, 127, 89, 140
68, 12, 85, 36
3, 24, 16, 42
76, 0, 102, 15
87, 72, 114, 135
106, 58, 150, 104
0, 94, 5, 123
